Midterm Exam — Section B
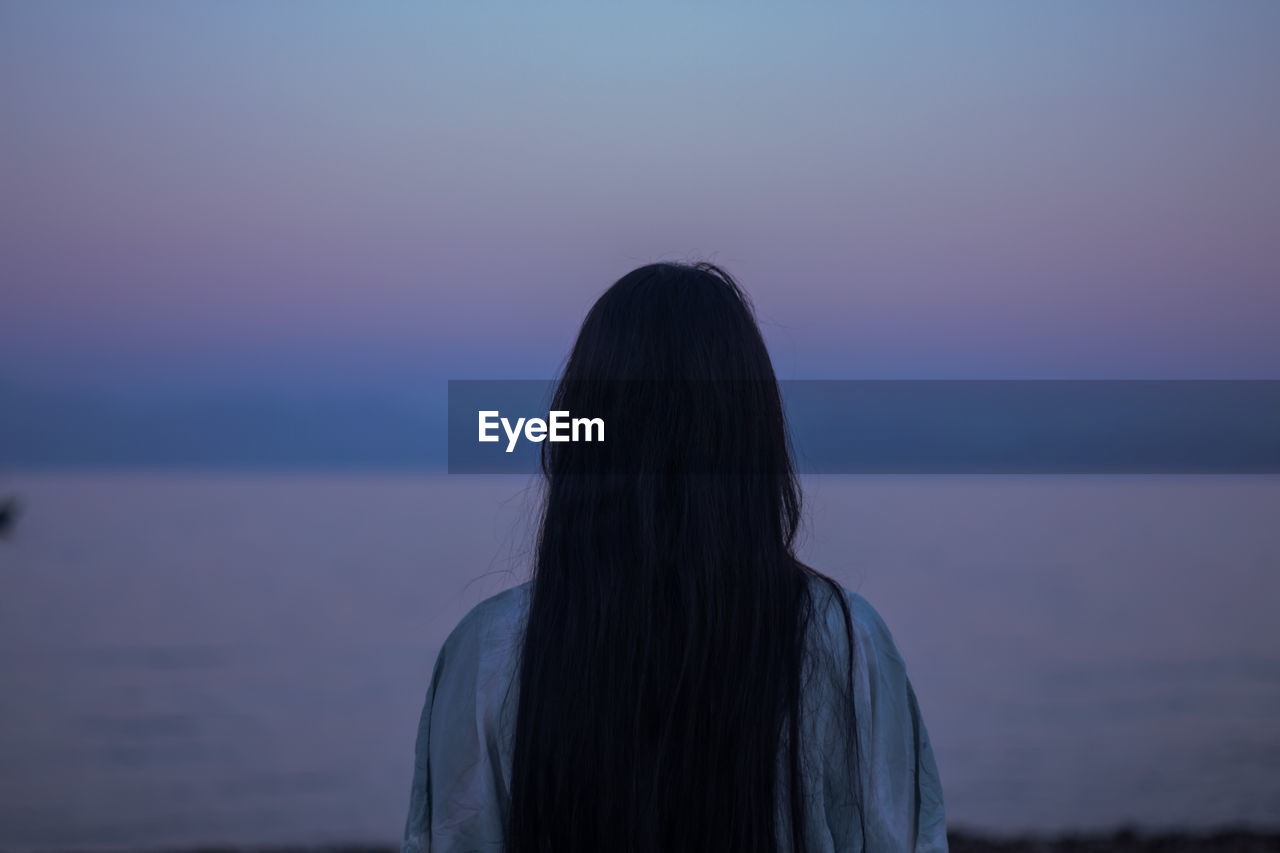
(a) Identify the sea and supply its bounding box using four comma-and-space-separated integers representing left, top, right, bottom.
0, 474, 1277, 850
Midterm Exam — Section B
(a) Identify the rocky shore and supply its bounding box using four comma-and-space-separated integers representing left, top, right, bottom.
947, 828, 1280, 852
9, 830, 1280, 853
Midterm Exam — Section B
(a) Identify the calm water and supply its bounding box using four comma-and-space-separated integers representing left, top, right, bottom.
0, 474, 1277, 849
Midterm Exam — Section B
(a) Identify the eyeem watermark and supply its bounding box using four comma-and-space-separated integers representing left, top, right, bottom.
478, 410, 605, 453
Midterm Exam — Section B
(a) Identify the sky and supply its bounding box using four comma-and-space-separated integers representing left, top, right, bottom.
1, 1, 1278, 465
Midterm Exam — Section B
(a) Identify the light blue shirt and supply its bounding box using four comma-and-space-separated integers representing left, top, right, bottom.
403, 577, 947, 852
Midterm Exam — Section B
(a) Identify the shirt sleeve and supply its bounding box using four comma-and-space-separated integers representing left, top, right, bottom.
402, 608, 510, 853
825, 591, 948, 852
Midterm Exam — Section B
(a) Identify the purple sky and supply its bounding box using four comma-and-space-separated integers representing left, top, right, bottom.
2, 1, 1279, 397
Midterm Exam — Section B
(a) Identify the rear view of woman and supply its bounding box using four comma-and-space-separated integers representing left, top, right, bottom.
403, 262, 947, 852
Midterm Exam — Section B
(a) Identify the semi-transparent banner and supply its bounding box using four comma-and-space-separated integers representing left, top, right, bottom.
447, 380, 1280, 474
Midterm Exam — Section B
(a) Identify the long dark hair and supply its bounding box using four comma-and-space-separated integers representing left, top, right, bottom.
509, 262, 856, 853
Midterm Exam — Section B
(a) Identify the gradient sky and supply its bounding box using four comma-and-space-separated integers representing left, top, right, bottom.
2, 1, 1279, 403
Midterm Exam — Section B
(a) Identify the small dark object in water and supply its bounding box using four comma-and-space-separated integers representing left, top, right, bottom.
0, 496, 20, 538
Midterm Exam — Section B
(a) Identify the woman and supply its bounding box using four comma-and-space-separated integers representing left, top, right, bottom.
403, 262, 946, 852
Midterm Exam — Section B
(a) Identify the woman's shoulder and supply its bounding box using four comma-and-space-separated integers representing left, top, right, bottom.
803, 571, 908, 674
436, 580, 532, 666
458, 579, 532, 628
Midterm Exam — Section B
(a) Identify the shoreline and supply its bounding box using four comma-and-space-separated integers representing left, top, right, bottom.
7, 830, 1280, 853
947, 828, 1280, 852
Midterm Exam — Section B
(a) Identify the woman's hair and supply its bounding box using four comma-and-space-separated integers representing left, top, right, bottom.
509, 262, 857, 853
